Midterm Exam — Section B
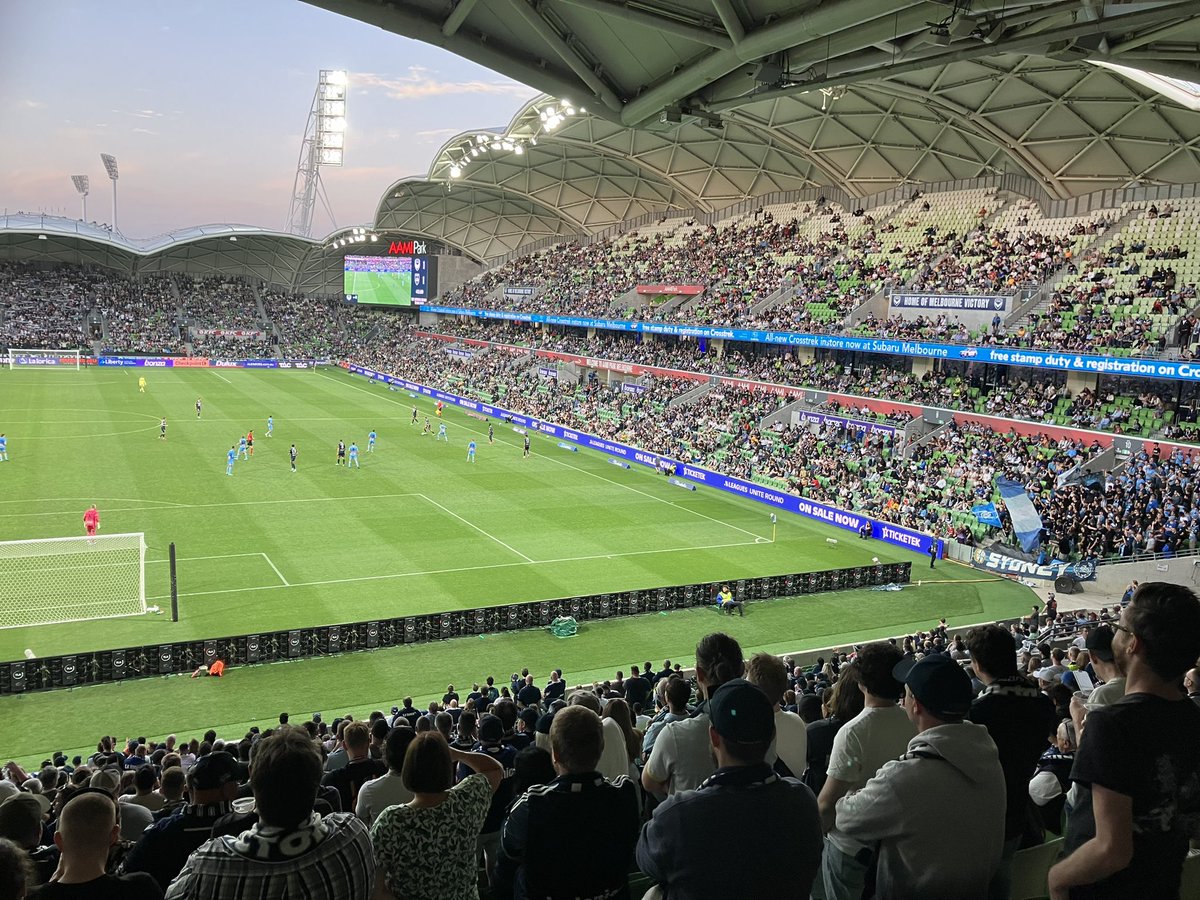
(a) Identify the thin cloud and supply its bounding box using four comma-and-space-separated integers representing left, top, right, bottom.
414, 127, 463, 141
353, 69, 538, 101
132, 127, 156, 135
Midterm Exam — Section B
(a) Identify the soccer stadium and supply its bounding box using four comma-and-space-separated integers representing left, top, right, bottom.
2, 1, 1200, 897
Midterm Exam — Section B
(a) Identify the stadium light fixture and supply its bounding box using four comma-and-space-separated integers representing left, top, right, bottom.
449, 165, 462, 178
100, 154, 119, 233
71, 175, 89, 221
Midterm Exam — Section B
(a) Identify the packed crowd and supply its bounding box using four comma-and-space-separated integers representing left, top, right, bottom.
419, 316, 1186, 439
101, 276, 187, 355
177, 277, 262, 331
363, 332, 1119, 544
440, 195, 1197, 354
3, 587, 1198, 899
262, 290, 347, 359
0, 263, 92, 349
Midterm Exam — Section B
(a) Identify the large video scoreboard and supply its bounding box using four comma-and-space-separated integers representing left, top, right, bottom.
343, 239, 437, 307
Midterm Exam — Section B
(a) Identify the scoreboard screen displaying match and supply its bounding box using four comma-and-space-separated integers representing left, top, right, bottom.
344, 250, 436, 307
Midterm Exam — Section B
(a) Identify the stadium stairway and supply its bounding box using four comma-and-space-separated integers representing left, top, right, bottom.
1005, 204, 1144, 330
667, 378, 719, 408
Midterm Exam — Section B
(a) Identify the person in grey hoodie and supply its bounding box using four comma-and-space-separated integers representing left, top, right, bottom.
835, 654, 1006, 899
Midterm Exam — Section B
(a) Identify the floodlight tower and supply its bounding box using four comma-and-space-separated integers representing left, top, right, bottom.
100, 154, 119, 232
286, 69, 346, 238
71, 175, 90, 221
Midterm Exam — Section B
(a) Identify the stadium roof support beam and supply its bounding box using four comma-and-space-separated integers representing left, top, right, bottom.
705, 1, 1200, 114
617, 0, 938, 127
552, 0, 733, 50
503, 0, 623, 112
441, 0, 477, 37
301, 0, 619, 113
709, 0, 745, 44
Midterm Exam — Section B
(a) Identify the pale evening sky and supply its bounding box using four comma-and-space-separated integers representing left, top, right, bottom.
0, 0, 540, 237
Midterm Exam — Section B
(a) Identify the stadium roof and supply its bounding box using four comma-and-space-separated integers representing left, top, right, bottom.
0, 215, 356, 293
314, 0, 1200, 258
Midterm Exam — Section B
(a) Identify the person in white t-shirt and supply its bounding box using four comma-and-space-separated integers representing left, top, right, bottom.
642, 633, 744, 797
355, 726, 416, 826
813, 642, 916, 900
745, 651, 808, 777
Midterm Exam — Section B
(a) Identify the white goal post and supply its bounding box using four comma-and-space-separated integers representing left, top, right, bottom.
7, 348, 84, 370
0, 532, 146, 630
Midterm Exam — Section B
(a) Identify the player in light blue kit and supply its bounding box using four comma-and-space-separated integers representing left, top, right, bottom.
238, 435, 249, 460
226, 445, 236, 475
0, 433, 7, 461
437, 423, 448, 442
267, 415, 274, 438
467, 440, 476, 463
348, 442, 360, 468
368, 429, 377, 452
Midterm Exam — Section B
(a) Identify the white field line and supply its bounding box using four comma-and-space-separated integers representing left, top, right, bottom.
212, 371, 233, 385
0, 493, 423, 520
261, 553, 290, 586
318, 370, 767, 543
416, 493, 534, 563
145, 537, 760, 602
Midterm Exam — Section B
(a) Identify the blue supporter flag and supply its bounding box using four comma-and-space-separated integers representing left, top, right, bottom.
971, 502, 1002, 527
997, 478, 1044, 552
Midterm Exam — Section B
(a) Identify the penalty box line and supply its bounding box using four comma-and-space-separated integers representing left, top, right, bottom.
147, 551, 289, 586
319, 370, 768, 544
145, 536, 762, 603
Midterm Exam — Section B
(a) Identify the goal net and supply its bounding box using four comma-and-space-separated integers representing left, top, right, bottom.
0, 533, 146, 630
7, 349, 83, 370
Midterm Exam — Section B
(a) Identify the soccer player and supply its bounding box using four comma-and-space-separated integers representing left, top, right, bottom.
467, 440, 476, 463
247, 429, 255, 457
83, 504, 100, 541
0, 432, 8, 461
289, 443, 298, 472
411, 406, 419, 426
267, 415, 274, 438
196, 397, 202, 419
348, 442, 360, 468
138, 376, 146, 393
226, 446, 236, 475
238, 434, 249, 460
436, 400, 444, 418
436, 422, 448, 442
368, 429, 377, 452
336, 440, 346, 466
159, 418, 167, 440
488, 423, 495, 445
523, 434, 531, 458
422, 418, 431, 436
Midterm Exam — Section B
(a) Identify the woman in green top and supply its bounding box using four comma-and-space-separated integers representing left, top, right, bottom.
370, 731, 503, 899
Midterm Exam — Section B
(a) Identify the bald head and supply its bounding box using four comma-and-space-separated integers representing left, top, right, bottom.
1186, 667, 1200, 695
56, 794, 118, 857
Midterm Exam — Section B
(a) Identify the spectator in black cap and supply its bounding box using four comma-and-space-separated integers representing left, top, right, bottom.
836, 654, 1005, 898
0, 793, 54, 883
120, 751, 241, 890
510, 706, 539, 751
638, 678, 822, 898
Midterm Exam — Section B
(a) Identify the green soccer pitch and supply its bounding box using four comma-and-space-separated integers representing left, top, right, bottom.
345, 269, 413, 306
0, 364, 1032, 760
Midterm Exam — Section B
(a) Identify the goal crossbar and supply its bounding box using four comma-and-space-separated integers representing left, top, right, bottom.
0, 532, 146, 630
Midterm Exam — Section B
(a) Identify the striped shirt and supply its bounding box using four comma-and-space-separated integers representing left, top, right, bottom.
164, 812, 374, 900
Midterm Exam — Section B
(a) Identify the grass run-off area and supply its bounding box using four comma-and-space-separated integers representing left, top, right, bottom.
0, 365, 1033, 764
